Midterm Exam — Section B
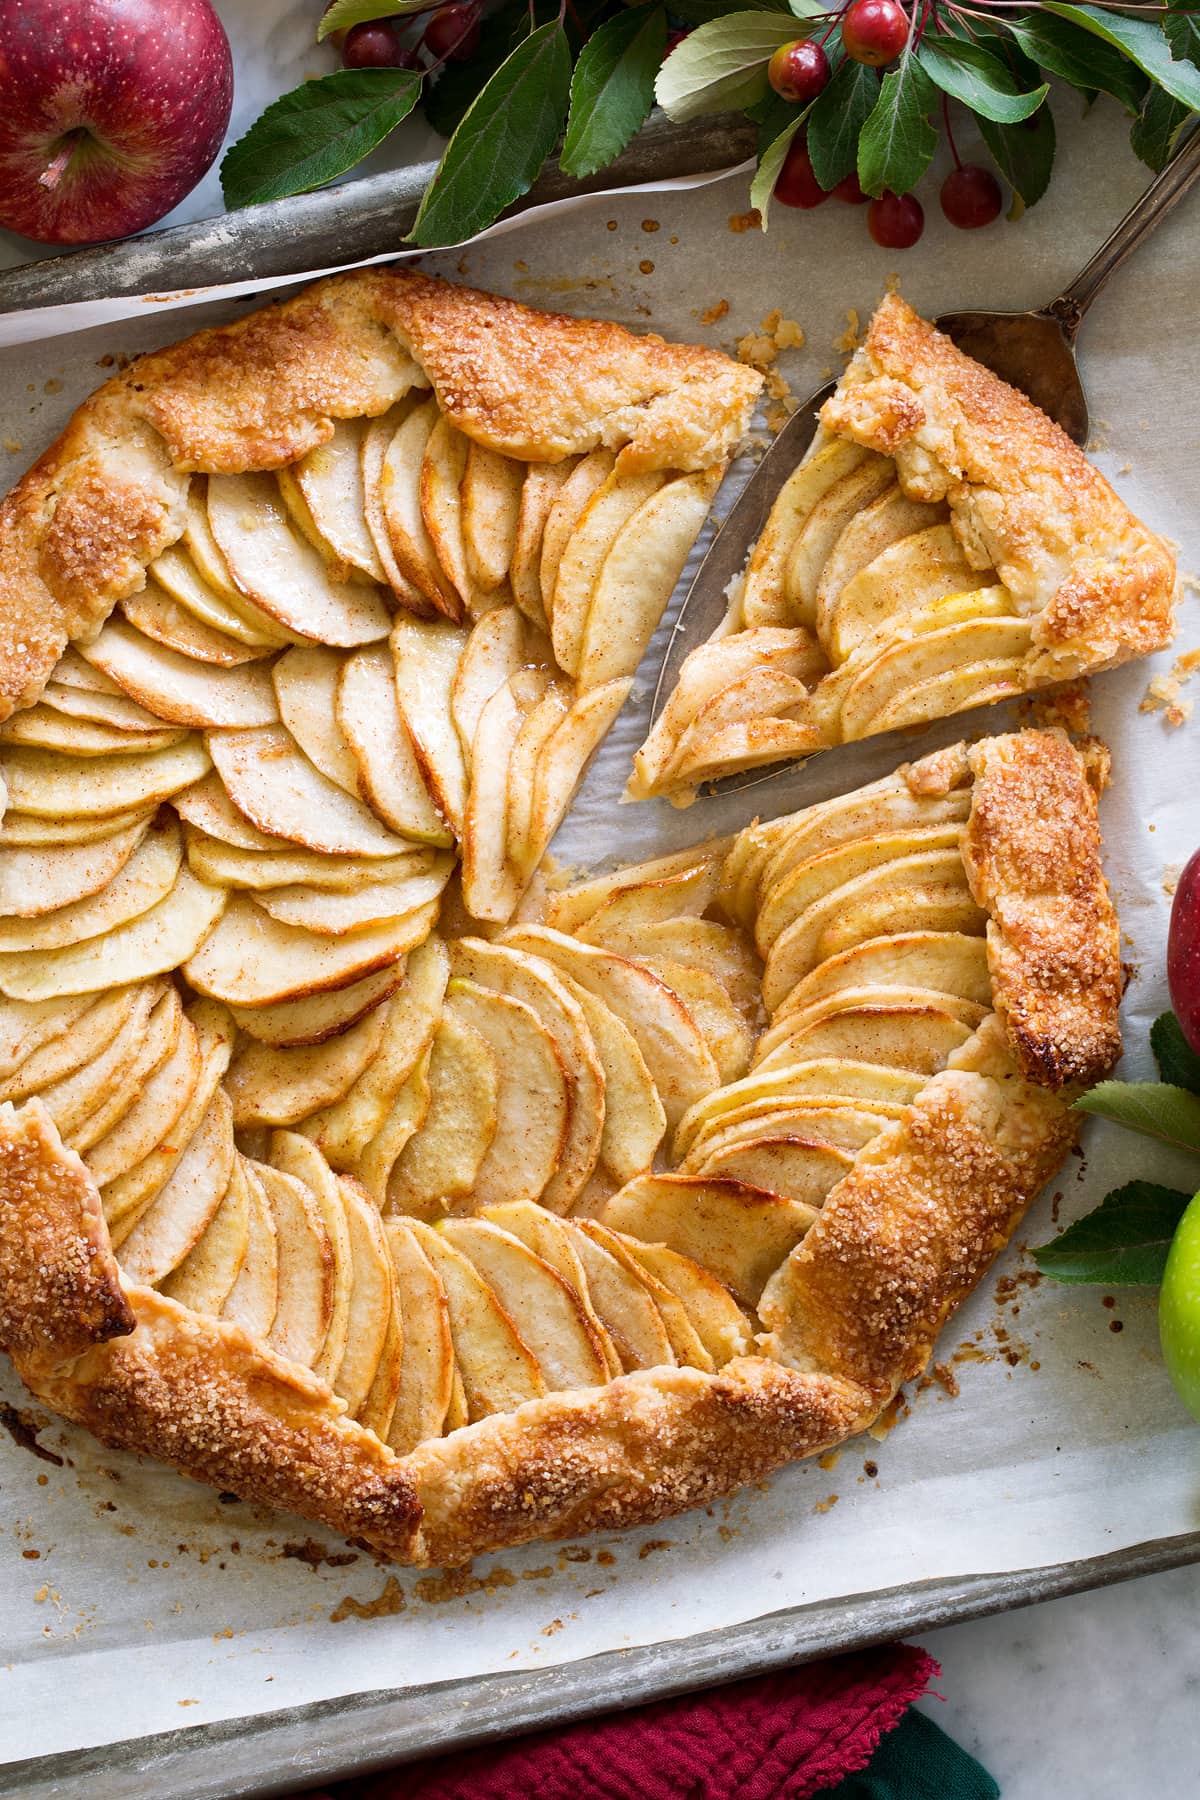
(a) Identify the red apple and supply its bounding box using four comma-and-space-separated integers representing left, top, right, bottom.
0, 0, 233, 246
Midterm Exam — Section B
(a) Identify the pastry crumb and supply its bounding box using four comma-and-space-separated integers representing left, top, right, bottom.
1164, 863, 1182, 898
330, 1574, 406, 1622
833, 309, 861, 355
1140, 647, 1200, 725
728, 210, 761, 234
812, 1493, 839, 1514
699, 299, 729, 325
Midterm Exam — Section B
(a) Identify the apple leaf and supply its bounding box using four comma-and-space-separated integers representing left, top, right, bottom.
655, 12, 806, 123
1004, 10, 1147, 116
750, 112, 806, 226
1151, 1012, 1200, 1095
221, 70, 423, 209
1131, 85, 1191, 170
979, 104, 1056, 212
858, 52, 939, 199
410, 21, 571, 247
807, 58, 878, 191
1043, 3, 1200, 111
1032, 1180, 1195, 1284
561, 7, 668, 180
1164, 0, 1200, 69
318, 0, 437, 36
1074, 1079, 1200, 1153
917, 37, 1048, 125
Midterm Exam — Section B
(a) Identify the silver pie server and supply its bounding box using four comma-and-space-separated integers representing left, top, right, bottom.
649, 126, 1200, 791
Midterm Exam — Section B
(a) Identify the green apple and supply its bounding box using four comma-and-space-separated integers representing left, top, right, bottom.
1159, 1188, 1200, 1421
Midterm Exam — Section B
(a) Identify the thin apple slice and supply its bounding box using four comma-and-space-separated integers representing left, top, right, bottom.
684, 1095, 900, 1161
643, 956, 753, 1085
461, 677, 524, 923
480, 1199, 620, 1376
41, 679, 174, 732
117, 1086, 237, 1287
174, 772, 283, 852
776, 980, 987, 1035
0, 806, 156, 848
100, 1001, 233, 1226
0, 704, 183, 757
504, 685, 571, 881
122, 581, 271, 667
220, 1157, 280, 1340
754, 1002, 976, 1075
782, 930, 991, 1015
334, 1177, 396, 1416
385, 1008, 498, 1218
256, 857, 450, 935
407, 1219, 544, 1419
208, 725, 416, 857
755, 825, 966, 956
0, 991, 112, 1091
390, 615, 470, 835
271, 1130, 353, 1385
449, 937, 605, 1213
599, 1172, 817, 1306
0, 817, 182, 953
36, 982, 158, 1142
253, 1159, 334, 1370
185, 827, 423, 896
299, 935, 449, 1164
337, 646, 452, 845
539, 448, 615, 624
859, 658, 1029, 738
80, 618, 278, 730
272, 645, 360, 793
510, 459, 575, 627
577, 467, 722, 690
357, 1279, 405, 1439
838, 618, 1032, 742
450, 605, 526, 757
656, 718, 823, 793
756, 779, 971, 897
184, 891, 434, 1007
741, 438, 879, 628
462, 443, 524, 593
443, 978, 568, 1206
0, 866, 226, 1002
207, 471, 391, 645
0, 815, 148, 919
162, 1153, 251, 1318
441, 1219, 609, 1391
825, 521, 982, 663
625, 1239, 751, 1366
85, 1010, 202, 1188
675, 1057, 919, 1157
383, 1218, 453, 1451
541, 840, 731, 935
813, 483, 944, 639
561, 976, 665, 1184
783, 457, 898, 626
577, 868, 722, 949
583, 1218, 712, 1371
665, 664, 816, 775
352, 1051, 431, 1204
551, 468, 664, 676
565, 1221, 674, 1372
46, 647, 124, 694
229, 962, 405, 1048
696, 1135, 853, 1207
520, 679, 632, 880
370, 400, 455, 616
153, 541, 289, 650
420, 415, 473, 616
0, 737, 210, 819
227, 996, 390, 1128
286, 417, 386, 581
62, 985, 181, 1153
500, 924, 717, 1129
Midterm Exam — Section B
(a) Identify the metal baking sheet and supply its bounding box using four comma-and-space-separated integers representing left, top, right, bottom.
2, 97, 1199, 1797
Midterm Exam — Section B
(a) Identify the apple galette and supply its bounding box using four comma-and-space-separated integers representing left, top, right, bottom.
631, 293, 1177, 802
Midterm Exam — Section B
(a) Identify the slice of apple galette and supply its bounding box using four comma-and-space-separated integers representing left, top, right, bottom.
631, 292, 1177, 801
0, 711, 1121, 1565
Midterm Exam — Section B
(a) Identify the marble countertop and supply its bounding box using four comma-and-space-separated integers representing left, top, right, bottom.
1, 5, 1198, 1795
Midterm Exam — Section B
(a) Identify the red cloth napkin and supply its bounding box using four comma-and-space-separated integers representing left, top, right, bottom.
299, 1643, 938, 1800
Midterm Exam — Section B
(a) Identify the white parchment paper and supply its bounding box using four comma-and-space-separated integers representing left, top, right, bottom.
1, 98, 1198, 1768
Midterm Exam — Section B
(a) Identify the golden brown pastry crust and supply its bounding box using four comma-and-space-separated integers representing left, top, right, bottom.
821, 294, 1176, 675
0, 270, 763, 720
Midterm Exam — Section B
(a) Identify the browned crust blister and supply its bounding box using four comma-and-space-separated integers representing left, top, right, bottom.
0, 257, 1124, 1570
821, 294, 1176, 674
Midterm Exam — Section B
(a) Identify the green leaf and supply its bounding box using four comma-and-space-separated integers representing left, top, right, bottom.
979, 104, 1056, 211
1005, 10, 1147, 115
1043, 4, 1200, 111
747, 88, 803, 153
668, 0, 791, 18
858, 51, 938, 199
318, 0, 435, 37
221, 69, 423, 209
1164, 0, 1200, 71
423, 4, 524, 138
1151, 1013, 1200, 1095
917, 37, 1048, 125
561, 7, 667, 179
410, 20, 571, 247
750, 112, 806, 225
1074, 1079, 1200, 1154
808, 57, 877, 189
1032, 1180, 1195, 1284
1131, 83, 1192, 169
655, 11, 804, 122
